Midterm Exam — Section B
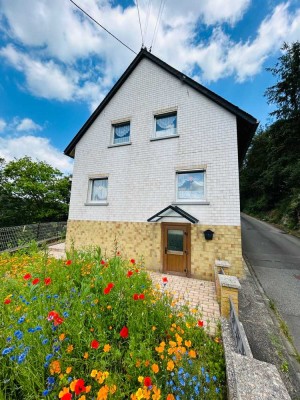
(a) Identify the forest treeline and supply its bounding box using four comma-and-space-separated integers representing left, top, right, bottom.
240, 42, 300, 231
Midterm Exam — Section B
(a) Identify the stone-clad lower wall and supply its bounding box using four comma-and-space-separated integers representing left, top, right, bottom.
66, 220, 243, 281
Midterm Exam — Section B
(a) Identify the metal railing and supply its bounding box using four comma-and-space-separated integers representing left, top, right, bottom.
229, 297, 251, 357
0, 222, 67, 252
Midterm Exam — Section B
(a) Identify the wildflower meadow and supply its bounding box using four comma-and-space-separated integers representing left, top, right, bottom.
0, 246, 226, 399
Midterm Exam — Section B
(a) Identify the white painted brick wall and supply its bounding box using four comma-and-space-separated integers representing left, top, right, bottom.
69, 58, 240, 226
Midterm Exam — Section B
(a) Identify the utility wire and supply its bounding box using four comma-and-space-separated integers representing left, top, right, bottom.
149, 0, 165, 52
135, 0, 144, 47
69, 0, 137, 54
143, 0, 152, 46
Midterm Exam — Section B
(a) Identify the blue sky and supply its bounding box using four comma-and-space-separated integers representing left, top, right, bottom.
0, 0, 299, 174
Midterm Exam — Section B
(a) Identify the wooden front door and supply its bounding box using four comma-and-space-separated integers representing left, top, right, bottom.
162, 222, 191, 277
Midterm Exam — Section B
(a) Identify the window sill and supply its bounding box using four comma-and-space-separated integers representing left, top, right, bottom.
172, 201, 210, 205
150, 134, 179, 142
84, 202, 109, 206
108, 142, 132, 148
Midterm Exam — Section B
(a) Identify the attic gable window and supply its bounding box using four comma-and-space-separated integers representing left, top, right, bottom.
113, 122, 130, 145
154, 112, 177, 138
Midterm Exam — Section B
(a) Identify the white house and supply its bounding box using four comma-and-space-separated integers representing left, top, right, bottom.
64, 49, 258, 281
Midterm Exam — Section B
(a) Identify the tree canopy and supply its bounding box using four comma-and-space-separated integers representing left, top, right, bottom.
240, 41, 300, 230
0, 157, 71, 227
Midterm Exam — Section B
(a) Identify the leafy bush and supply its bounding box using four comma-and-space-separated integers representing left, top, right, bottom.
0, 249, 226, 399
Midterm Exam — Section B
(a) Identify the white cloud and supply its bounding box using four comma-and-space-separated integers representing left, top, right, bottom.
0, 118, 7, 132
16, 118, 42, 132
0, 135, 73, 174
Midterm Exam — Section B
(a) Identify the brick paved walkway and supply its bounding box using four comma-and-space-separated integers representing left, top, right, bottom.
48, 243, 220, 335
150, 272, 220, 336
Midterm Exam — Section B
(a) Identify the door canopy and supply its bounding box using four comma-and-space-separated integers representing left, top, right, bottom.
147, 205, 198, 224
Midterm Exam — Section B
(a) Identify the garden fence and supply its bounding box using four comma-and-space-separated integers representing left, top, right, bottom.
0, 221, 67, 252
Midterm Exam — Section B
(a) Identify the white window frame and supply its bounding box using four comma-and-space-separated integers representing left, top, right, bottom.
112, 121, 131, 145
175, 170, 207, 203
153, 111, 177, 139
86, 177, 108, 205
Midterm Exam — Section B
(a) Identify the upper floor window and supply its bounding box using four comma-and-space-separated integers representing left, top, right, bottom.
155, 112, 177, 138
89, 178, 108, 202
176, 171, 205, 201
113, 122, 130, 145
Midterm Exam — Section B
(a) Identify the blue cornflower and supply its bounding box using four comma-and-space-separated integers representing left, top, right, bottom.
47, 376, 55, 385
44, 362, 49, 368
35, 326, 42, 331
47, 295, 51, 299
192, 376, 198, 382
53, 345, 60, 352
32, 296, 37, 301
201, 367, 205, 374
184, 372, 190, 379
18, 316, 26, 323
14, 330, 23, 340
42, 339, 49, 345
179, 378, 185, 386
188, 359, 193, 365
68, 377, 72, 382
17, 353, 26, 364
28, 328, 35, 333
213, 375, 217, 382
6, 337, 12, 342
45, 353, 53, 361
194, 385, 200, 395
10, 355, 16, 361
63, 312, 69, 318
205, 375, 210, 383
178, 367, 184, 375
203, 387, 208, 393
176, 396, 181, 400
53, 294, 59, 298
2, 347, 14, 355
216, 388, 220, 393
42, 389, 50, 396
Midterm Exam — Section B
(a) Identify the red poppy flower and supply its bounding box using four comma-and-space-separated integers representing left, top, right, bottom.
127, 271, 133, 277
32, 278, 40, 285
74, 379, 86, 395
133, 294, 139, 301
4, 298, 11, 304
120, 326, 129, 338
144, 376, 152, 387
100, 260, 106, 265
130, 259, 135, 264
198, 320, 204, 327
135, 269, 139, 273
23, 273, 31, 280
103, 287, 111, 295
117, 251, 120, 256
107, 282, 114, 289
47, 310, 59, 321
162, 277, 168, 283
61, 394, 72, 400
44, 277, 51, 285
54, 316, 64, 326
91, 339, 99, 349
65, 260, 72, 265
139, 293, 145, 300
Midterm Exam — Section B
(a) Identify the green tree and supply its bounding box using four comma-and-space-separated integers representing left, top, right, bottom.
0, 157, 71, 227
265, 41, 300, 120
240, 41, 300, 230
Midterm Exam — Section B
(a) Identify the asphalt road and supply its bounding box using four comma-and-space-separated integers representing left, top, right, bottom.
241, 213, 300, 354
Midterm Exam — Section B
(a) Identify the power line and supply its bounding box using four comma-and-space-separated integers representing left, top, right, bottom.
135, 0, 144, 47
69, 0, 137, 55
143, 0, 152, 45
149, 0, 166, 52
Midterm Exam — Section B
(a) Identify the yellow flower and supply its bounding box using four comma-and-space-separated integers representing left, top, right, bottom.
136, 360, 141, 367
97, 385, 109, 400
169, 340, 177, 348
189, 349, 197, 358
50, 360, 61, 375
66, 366, 72, 374
110, 385, 117, 394
166, 395, 175, 400
167, 360, 174, 371
152, 326, 156, 331
152, 386, 161, 400
59, 387, 70, 398
66, 344, 74, 353
135, 388, 144, 400
78, 396, 86, 400
59, 333, 66, 341
91, 369, 98, 378
103, 344, 111, 352
107, 305, 112, 309
185, 340, 191, 348
138, 376, 144, 383
83, 352, 89, 359
151, 364, 159, 373
144, 360, 150, 367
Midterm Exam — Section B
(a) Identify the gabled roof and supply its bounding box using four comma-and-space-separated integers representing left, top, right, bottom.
64, 48, 258, 164
147, 205, 199, 224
